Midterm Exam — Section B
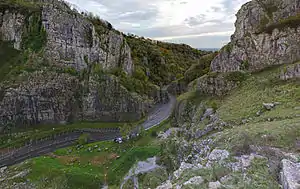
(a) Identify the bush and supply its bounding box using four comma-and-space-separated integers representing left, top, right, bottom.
231, 132, 253, 156
77, 134, 90, 145
22, 11, 47, 52
225, 71, 248, 82
151, 131, 157, 137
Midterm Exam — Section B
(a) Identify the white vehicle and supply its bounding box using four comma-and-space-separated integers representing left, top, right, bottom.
114, 137, 123, 144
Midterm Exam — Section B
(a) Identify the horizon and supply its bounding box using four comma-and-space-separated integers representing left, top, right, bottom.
65, 0, 250, 49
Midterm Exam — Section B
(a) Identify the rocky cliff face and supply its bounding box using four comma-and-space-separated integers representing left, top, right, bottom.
41, 0, 133, 74
0, 0, 133, 74
211, 0, 300, 73
0, 0, 162, 128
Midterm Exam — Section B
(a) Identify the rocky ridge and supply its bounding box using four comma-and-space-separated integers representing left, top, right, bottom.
211, 0, 300, 73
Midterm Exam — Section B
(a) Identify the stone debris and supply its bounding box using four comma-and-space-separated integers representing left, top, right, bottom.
183, 176, 204, 186
156, 180, 173, 189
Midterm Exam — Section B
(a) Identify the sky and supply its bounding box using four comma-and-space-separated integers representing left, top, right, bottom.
65, 0, 250, 48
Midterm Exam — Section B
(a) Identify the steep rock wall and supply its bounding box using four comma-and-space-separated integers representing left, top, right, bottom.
42, 1, 133, 74
211, 0, 300, 73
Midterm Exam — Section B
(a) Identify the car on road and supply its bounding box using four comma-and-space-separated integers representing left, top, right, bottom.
114, 137, 123, 144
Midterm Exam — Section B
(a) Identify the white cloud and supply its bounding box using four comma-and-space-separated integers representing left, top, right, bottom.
65, 0, 250, 48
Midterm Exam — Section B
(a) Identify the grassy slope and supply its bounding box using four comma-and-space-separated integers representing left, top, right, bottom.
217, 65, 300, 123
180, 64, 300, 153
12, 121, 171, 188
172, 64, 300, 188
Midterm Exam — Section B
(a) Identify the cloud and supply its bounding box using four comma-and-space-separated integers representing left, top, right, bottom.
66, 0, 250, 48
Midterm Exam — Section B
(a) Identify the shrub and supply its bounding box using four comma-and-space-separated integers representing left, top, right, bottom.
77, 134, 90, 145
221, 42, 233, 53
22, 11, 47, 52
151, 131, 157, 137
225, 71, 248, 82
241, 60, 249, 70
231, 132, 253, 156
258, 13, 300, 34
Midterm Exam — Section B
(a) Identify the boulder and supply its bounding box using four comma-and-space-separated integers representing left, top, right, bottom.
263, 103, 276, 111
280, 159, 300, 189
209, 181, 222, 189
208, 149, 230, 161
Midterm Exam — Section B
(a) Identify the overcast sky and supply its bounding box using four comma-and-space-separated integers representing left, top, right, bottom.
66, 0, 250, 48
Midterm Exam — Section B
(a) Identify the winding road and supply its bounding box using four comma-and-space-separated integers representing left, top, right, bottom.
0, 95, 176, 168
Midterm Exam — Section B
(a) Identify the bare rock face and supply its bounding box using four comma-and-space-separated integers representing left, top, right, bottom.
82, 75, 149, 122
280, 159, 300, 189
0, 0, 133, 74
41, 0, 133, 74
0, 0, 147, 127
191, 73, 238, 96
0, 71, 80, 127
0, 11, 25, 50
211, 0, 300, 73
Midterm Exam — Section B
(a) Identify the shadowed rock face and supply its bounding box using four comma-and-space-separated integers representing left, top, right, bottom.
0, 71, 80, 126
211, 0, 300, 73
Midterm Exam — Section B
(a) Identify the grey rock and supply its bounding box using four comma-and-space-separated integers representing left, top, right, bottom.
156, 180, 172, 189
208, 149, 230, 161
183, 176, 204, 186
191, 74, 238, 96
211, 0, 300, 73
0, 166, 7, 174
201, 108, 214, 121
263, 103, 276, 110
281, 64, 300, 80
280, 159, 300, 189
209, 181, 222, 189
220, 175, 233, 184
256, 110, 263, 116
173, 162, 203, 179
0, 11, 25, 50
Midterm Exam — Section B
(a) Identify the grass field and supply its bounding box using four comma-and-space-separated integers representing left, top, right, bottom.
15, 121, 171, 188
217, 65, 300, 123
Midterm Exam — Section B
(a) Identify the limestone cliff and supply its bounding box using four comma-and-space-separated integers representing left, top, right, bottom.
0, 0, 164, 128
211, 0, 300, 72
0, 0, 133, 74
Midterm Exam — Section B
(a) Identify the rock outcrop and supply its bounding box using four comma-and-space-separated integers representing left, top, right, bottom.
211, 0, 300, 73
0, 11, 25, 50
41, 0, 133, 74
0, 71, 80, 127
189, 73, 238, 96
82, 75, 149, 122
280, 63, 300, 80
280, 159, 300, 189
